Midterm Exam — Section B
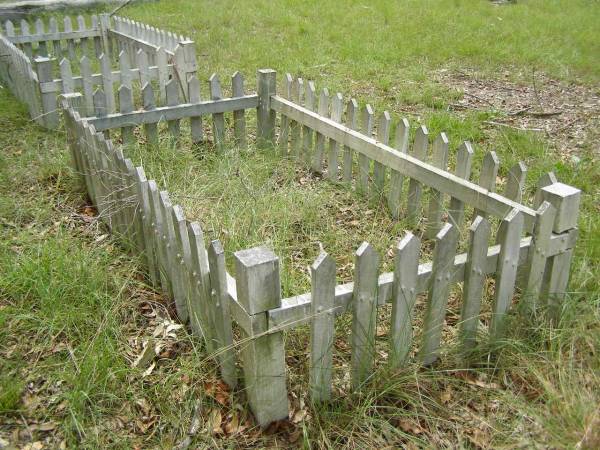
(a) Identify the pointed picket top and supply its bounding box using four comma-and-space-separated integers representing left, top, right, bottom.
165, 77, 179, 102
119, 50, 133, 88
49, 17, 58, 33
63, 15, 73, 31
92, 88, 107, 116
35, 18, 45, 33
318, 88, 330, 116
311, 250, 335, 274
377, 111, 391, 144
305, 80, 316, 111
456, 141, 474, 178
480, 151, 500, 192
346, 98, 359, 129
187, 75, 201, 103
389, 231, 421, 368
283, 73, 293, 99
208, 73, 222, 98
142, 82, 155, 109
356, 240, 378, 261
331, 92, 343, 120
362, 104, 374, 136
91, 15, 98, 29
4, 20, 14, 36
232, 71, 245, 96
533, 171, 559, 208
505, 161, 528, 202
20, 19, 30, 35
395, 118, 410, 152
432, 132, 449, 168
413, 125, 429, 158
77, 15, 86, 31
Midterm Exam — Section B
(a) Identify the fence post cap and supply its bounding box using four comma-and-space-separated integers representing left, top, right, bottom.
540, 182, 581, 233
234, 246, 281, 315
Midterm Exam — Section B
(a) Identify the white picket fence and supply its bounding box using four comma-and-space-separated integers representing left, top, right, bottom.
1, 15, 581, 429
55, 65, 581, 426
0, 13, 197, 128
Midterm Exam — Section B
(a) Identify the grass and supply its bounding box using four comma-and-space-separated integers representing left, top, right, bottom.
1, 0, 600, 448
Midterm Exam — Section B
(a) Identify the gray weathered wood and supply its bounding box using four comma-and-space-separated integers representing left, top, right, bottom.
309, 251, 336, 402
132, 166, 160, 288
372, 111, 391, 197
35, 18, 48, 56
407, 126, 429, 224
267, 228, 577, 331
20, 20, 33, 59
209, 74, 225, 148
136, 48, 150, 86
156, 47, 168, 104
141, 82, 158, 145
235, 246, 288, 426
388, 118, 409, 219
59, 58, 74, 94
91, 15, 102, 57
389, 232, 420, 368
420, 223, 458, 365
118, 84, 135, 145
358, 105, 374, 194
448, 141, 474, 229
490, 208, 524, 341
270, 95, 539, 231
278, 73, 293, 156
351, 242, 379, 389
165, 78, 181, 139
302, 80, 316, 165
188, 74, 203, 143
312, 87, 329, 173
342, 98, 359, 183
522, 201, 556, 313
533, 172, 558, 209
256, 69, 276, 147
79, 56, 94, 116
35, 57, 58, 128
87, 95, 258, 131
147, 180, 174, 298
63, 16, 76, 60
327, 92, 343, 181
474, 151, 499, 219
232, 71, 247, 149
504, 161, 527, 203
99, 53, 115, 114
425, 133, 450, 239
538, 182, 581, 233
290, 77, 303, 157
459, 216, 491, 354
207, 240, 237, 388
48, 17, 62, 60
187, 221, 214, 346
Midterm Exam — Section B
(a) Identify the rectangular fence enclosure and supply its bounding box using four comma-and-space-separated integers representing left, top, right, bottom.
1, 16, 581, 427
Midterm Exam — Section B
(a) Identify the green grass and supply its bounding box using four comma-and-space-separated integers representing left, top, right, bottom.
1, 0, 600, 448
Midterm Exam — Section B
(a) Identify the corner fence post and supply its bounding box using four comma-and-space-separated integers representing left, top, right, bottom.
34, 56, 59, 129
256, 69, 277, 148
538, 182, 581, 319
174, 40, 197, 99
234, 246, 288, 427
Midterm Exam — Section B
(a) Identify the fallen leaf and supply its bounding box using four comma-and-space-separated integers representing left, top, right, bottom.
133, 339, 156, 369
207, 409, 223, 435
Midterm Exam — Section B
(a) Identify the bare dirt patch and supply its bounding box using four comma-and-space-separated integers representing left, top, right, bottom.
439, 69, 600, 160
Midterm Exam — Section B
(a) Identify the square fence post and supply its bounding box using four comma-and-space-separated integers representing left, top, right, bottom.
234, 246, 288, 427
34, 56, 59, 129
174, 40, 197, 100
256, 69, 277, 148
538, 182, 581, 319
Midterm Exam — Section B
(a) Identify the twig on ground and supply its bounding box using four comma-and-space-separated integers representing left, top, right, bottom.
483, 120, 543, 132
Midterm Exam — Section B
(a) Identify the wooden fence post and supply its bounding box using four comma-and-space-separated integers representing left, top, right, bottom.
34, 56, 59, 129
99, 13, 112, 58
174, 40, 197, 99
538, 182, 581, 319
256, 69, 277, 148
234, 246, 288, 426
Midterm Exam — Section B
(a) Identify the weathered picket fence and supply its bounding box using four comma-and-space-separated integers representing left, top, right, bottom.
52, 61, 582, 427
0, 13, 196, 128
